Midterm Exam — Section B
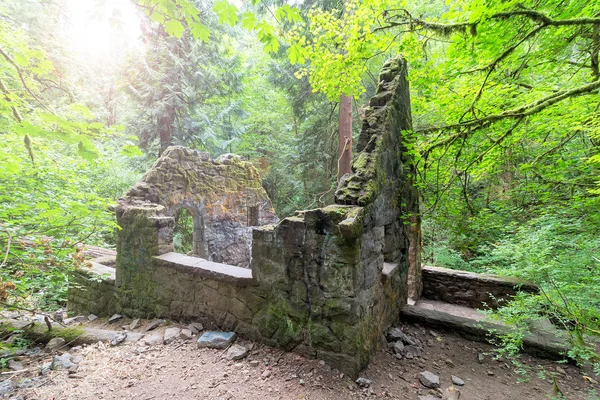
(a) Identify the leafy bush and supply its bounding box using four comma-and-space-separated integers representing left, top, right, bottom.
0, 134, 143, 309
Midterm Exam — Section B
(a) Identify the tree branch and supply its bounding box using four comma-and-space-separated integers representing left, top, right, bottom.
421, 79, 600, 153
0, 47, 55, 115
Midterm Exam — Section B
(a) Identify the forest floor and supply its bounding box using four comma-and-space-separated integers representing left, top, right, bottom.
5, 322, 600, 400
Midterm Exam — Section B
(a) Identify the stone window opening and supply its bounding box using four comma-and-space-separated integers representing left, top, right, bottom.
172, 206, 208, 259
247, 205, 259, 227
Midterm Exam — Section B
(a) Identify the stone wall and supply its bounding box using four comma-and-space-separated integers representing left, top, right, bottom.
69, 56, 421, 378
421, 266, 539, 309
68, 260, 117, 317
247, 56, 421, 374
118, 148, 278, 267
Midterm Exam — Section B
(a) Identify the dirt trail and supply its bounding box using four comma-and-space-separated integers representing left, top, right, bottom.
7, 323, 600, 400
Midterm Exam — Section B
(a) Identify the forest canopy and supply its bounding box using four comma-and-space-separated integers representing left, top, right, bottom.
0, 0, 598, 370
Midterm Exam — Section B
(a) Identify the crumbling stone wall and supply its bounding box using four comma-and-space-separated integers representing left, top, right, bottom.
118, 149, 278, 267
72, 56, 421, 378
248, 56, 421, 374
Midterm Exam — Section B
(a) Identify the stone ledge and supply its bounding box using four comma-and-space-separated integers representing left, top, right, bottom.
401, 302, 571, 361
423, 266, 537, 289
154, 252, 255, 287
77, 262, 116, 282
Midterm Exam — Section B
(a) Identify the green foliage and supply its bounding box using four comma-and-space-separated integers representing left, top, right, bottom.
173, 208, 194, 255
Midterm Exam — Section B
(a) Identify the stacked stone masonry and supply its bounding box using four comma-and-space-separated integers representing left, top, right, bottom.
421, 266, 539, 309
67, 56, 422, 377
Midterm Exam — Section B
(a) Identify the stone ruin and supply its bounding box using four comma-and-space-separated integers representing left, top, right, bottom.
116, 149, 278, 267
68, 56, 423, 376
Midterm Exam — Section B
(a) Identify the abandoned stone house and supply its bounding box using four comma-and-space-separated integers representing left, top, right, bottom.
68, 56, 536, 377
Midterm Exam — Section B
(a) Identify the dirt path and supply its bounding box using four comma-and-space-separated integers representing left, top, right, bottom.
7, 323, 600, 400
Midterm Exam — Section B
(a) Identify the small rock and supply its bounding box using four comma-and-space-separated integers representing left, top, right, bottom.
87, 314, 98, 322
452, 375, 465, 386
445, 359, 455, 367
443, 386, 461, 400
143, 319, 164, 332
419, 371, 440, 389
487, 371, 495, 376
108, 314, 123, 323
163, 327, 181, 345
386, 327, 416, 345
129, 318, 141, 330
180, 329, 193, 341
355, 377, 372, 388
249, 360, 260, 367
188, 322, 204, 335
393, 341, 405, 354
51, 353, 77, 370
25, 347, 41, 357
477, 353, 485, 364
403, 345, 422, 359
261, 369, 271, 379
299, 378, 305, 385
39, 362, 52, 376
226, 344, 248, 361
63, 316, 85, 325
0, 380, 13, 396
45, 337, 66, 352
556, 366, 567, 375
197, 331, 237, 349
110, 332, 127, 346
7, 360, 23, 371
17, 377, 43, 389
144, 333, 163, 346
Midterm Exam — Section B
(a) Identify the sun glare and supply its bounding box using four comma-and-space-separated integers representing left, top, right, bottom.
65, 0, 142, 60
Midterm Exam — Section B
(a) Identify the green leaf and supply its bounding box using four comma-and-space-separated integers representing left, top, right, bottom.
165, 19, 185, 38
241, 12, 257, 30
14, 53, 28, 67
288, 43, 305, 64
191, 22, 210, 42
151, 12, 165, 24
213, 0, 239, 26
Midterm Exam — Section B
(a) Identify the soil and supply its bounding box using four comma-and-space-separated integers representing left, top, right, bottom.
5, 323, 600, 400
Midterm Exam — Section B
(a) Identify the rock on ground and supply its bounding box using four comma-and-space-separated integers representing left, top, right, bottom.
164, 327, 181, 345
393, 341, 405, 354
129, 318, 141, 330
197, 331, 237, 349
108, 314, 123, 323
144, 333, 163, 346
355, 377, 372, 388
143, 319, 165, 332
188, 322, 203, 334
51, 353, 78, 371
452, 375, 465, 386
45, 337, 66, 352
8, 359, 23, 371
226, 344, 248, 361
110, 332, 128, 346
179, 329, 193, 340
387, 327, 416, 346
419, 370, 440, 389
0, 380, 13, 396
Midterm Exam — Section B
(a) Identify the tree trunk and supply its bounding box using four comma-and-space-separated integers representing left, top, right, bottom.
337, 95, 352, 182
